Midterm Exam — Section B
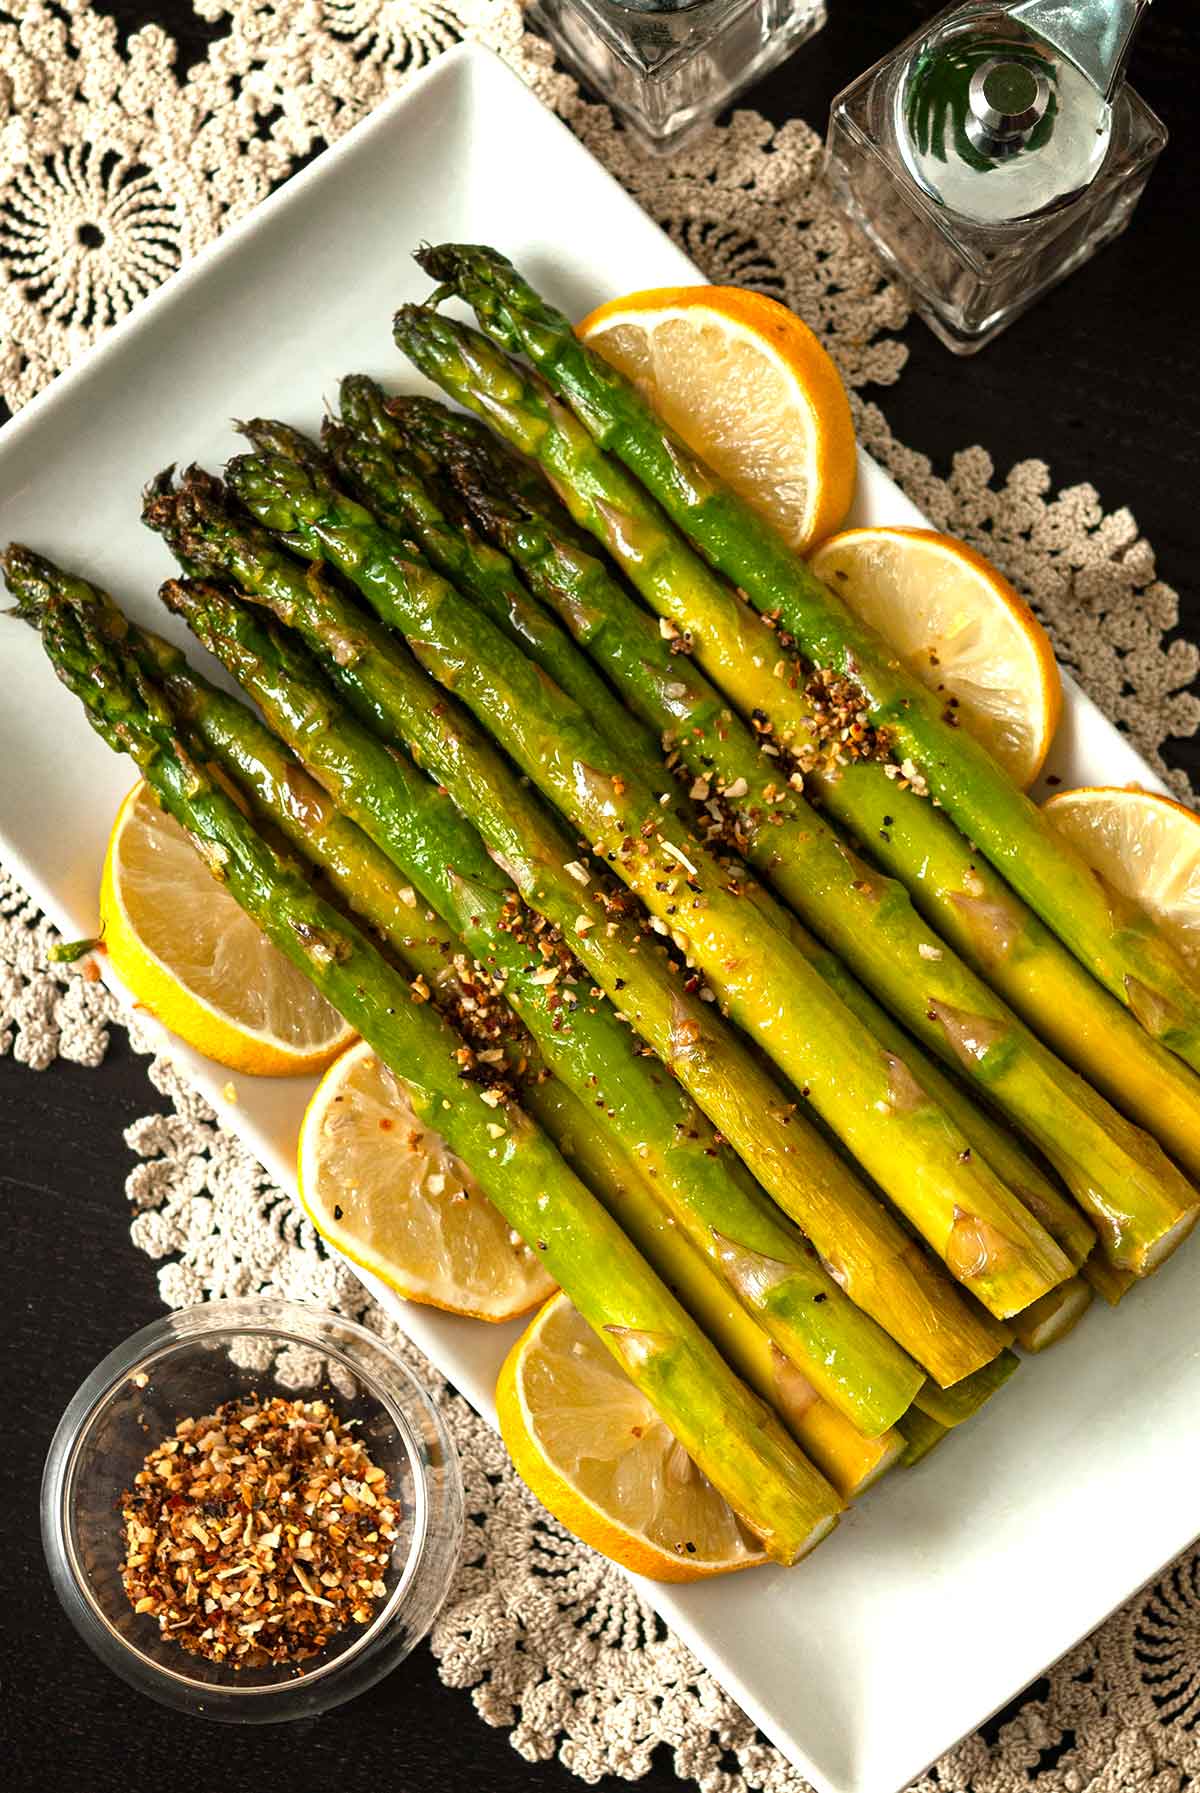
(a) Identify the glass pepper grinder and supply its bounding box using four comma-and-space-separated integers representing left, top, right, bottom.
527, 0, 828, 152
823, 1, 1167, 352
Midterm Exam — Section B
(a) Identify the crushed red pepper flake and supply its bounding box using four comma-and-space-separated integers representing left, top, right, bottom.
119, 1394, 400, 1670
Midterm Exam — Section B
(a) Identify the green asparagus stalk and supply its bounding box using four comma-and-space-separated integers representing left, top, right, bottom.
415, 243, 1200, 1073
773, 916, 1093, 1269
386, 391, 573, 523
238, 410, 654, 764
218, 446, 1077, 1320
134, 568, 925, 1436
8, 551, 841, 1564
141, 470, 1009, 1389
391, 306, 1200, 1225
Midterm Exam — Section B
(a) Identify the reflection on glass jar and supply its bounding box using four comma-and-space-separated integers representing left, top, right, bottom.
529, 0, 828, 151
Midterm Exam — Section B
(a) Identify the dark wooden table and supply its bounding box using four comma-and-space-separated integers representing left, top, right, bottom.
4, 4, 1197, 1788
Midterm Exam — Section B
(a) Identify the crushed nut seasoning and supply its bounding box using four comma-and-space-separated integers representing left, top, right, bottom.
119, 1395, 401, 1669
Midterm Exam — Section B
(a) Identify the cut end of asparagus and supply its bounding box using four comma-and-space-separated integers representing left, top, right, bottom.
1140, 1204, 1200, 1273
794, 1509, 841, 1562
853, 1436, 907, 1497
1010, 1277, 1094, 1352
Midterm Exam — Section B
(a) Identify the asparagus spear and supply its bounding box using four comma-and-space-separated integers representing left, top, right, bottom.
415, 243, 1200, 1073
133, 569, 925, 1437
238, 411, 654, 764
219, 447, 1076, 1320
141, 470, 1009, 1389
8, 553, 841, 1564
391, 307, 1200, 1210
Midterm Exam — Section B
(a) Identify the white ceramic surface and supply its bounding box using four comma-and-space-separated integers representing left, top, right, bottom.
1, 44, 1195, 1793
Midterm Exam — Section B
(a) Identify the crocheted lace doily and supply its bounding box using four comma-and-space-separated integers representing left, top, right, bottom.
3, 5, 1198, 1789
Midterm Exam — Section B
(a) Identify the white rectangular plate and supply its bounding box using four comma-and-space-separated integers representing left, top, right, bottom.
1, 44, 1196, 1793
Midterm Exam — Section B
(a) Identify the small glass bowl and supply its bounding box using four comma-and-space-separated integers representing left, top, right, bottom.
41, 1297, 464, 1721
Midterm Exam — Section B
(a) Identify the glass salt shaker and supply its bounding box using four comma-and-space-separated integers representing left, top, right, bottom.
528, 0, 828, 151
823, 1, 1167, 352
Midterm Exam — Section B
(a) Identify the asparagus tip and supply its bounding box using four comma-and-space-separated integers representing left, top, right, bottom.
2, 542, 58, 623
159, 572, 223, 613
393, 300, 435, 337
142, 465, 178, 506
412, 239, 438, 277
414, 241, 513, 285
142, 463, 225, 535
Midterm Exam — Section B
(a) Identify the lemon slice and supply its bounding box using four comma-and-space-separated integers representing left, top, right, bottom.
299, 1040, 556, 1321
578, 285, 856, 553
810, 527, 1062, 788
1043, 786, 1200, 967
101, 781, 354, 1075
497, 1291, 766, 1581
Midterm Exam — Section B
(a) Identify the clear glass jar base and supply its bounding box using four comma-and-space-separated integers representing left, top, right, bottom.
529, 0, 827, 152
824, 156, 1147, 355
42, 1299, 464, 1722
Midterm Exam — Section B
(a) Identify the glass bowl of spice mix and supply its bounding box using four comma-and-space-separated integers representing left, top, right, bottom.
41, 1297, 464, 1720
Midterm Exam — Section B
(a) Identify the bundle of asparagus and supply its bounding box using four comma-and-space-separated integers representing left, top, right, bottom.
140, 474, 1012, 1384
6, 551, 841, 1564
7, 239, 1199, 1579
